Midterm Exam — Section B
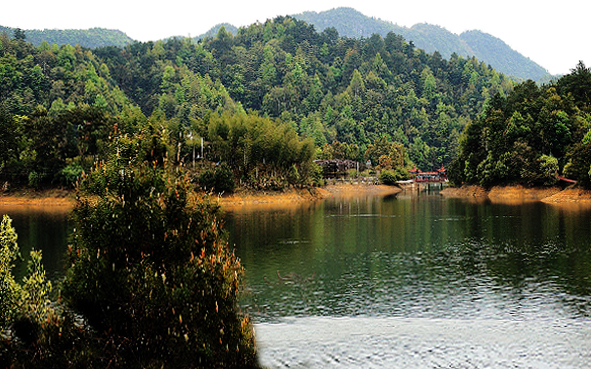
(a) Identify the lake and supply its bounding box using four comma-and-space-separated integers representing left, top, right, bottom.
224, 190, 591, 368
3, 190, 591, 368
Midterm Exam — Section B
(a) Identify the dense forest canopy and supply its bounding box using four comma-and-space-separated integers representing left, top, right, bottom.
448, 61, 591, 188
2, 7, 551, 83
2, 16, 588, 190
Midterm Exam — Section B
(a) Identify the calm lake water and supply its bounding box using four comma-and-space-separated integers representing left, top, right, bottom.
3, 190, 591, 368
224, 190, 591, 368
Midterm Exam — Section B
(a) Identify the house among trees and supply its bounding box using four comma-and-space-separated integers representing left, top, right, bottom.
411, 165, 447, 182
314, 159, 360, 178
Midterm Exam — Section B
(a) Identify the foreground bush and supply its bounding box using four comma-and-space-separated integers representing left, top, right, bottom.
1, 131, 260, 368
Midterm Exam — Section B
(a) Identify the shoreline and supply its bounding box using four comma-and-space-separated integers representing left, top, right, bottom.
0, 184, 403, 212
3, 184, 590, 210
217, 184, 402, 211
440, 184, 591, 204
0, 189, 76, 208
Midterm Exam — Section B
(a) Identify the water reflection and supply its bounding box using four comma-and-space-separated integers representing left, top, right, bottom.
227, 194, 591, 319
0, 205, 71, 280
225, 191, 591, 367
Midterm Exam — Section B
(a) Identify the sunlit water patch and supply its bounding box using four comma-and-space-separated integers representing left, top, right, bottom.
255, 316, 591, 368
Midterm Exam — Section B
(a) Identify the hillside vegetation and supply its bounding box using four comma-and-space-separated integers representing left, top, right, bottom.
449, 61, 591, 188
2, 16, 590, 192
3, 7, 551, 82
0, 16, 516, 191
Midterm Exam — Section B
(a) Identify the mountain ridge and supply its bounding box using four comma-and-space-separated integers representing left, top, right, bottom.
292, 7, 551, 81
1, 7, 552, 81
0, 25, 134, 48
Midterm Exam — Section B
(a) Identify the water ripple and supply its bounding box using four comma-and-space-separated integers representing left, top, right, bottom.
256, 316, 591, 368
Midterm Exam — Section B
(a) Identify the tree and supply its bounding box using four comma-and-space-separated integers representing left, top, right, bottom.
365, 136, 407, 170
0, 108, 18, 178
13, 28, 26, 41
564, 142, 591, 187
420, 67, 437, 100
346, 69, 365, 99
61, 131, 259, 367
557, 61, 591, 106
0, 215, 20, 331
537, 154, 559, 186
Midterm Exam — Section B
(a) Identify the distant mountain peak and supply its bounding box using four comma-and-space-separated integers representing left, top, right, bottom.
0, 25, 134, 48
293, 7, 551, 81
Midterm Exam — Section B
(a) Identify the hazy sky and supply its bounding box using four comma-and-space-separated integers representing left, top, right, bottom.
2, 1, 587, 75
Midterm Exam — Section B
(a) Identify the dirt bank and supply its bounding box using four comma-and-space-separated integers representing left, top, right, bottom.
439, 185, 489, 198
0, 189, 75, 209
218, 184, 401, 211
0, 184, 403, 213
217, 187, 330, 210
541, 188, 591, 203
322, 184, 402, 198
488, 186, 563, 202
441, 184, 591, 204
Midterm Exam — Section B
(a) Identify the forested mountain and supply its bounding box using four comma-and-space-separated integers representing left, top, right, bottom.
458, 30, 548, 82
3, 7, 550, 82
292, 7, 552, 82
7, 15, 583, 192
0, 26, 134, 48
96, 17, 516, 170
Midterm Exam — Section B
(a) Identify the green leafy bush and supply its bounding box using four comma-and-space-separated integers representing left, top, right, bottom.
198, 163, 236, 193
394, 167, 410, 181
379, 169, 398, 185
311, 163, 324, 186
27, 171, 44, 189
60, 162, 84, 187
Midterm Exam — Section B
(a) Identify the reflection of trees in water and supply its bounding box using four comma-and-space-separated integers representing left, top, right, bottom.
234, 197, 591, 320
1, 208, 71, 280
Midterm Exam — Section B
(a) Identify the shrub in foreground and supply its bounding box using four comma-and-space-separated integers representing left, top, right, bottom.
1, 131, 260, 368
62, 133, 259, 367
